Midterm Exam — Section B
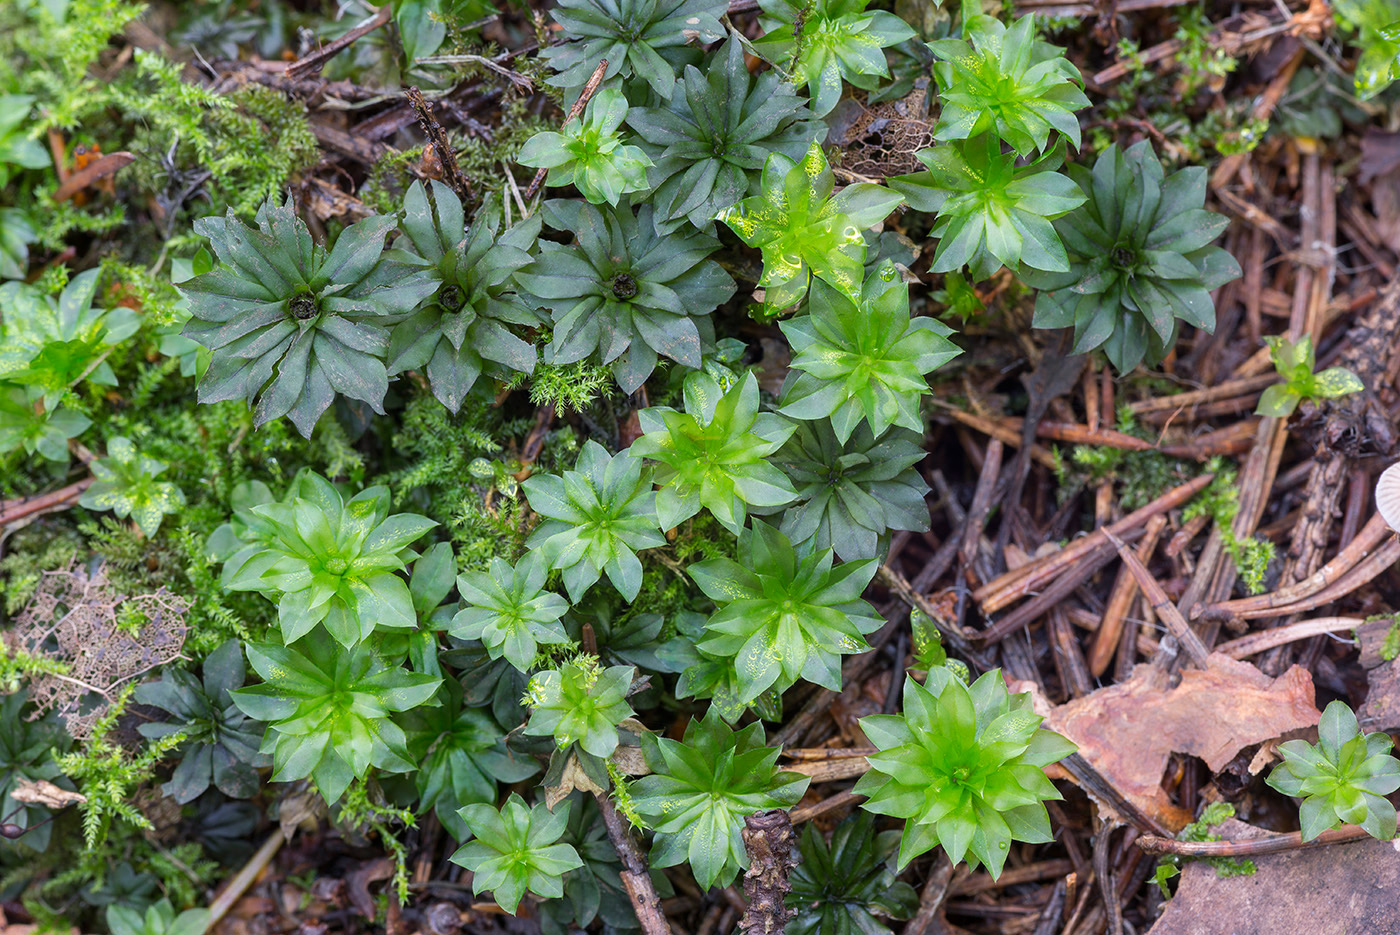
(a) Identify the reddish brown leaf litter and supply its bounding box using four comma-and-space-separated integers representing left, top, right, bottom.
1018, 655, 1320, 831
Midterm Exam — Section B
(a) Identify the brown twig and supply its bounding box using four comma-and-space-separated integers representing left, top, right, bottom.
1103, 529, 1211, 667
1126, 374, 1277, 415
1194, 514, 1392, 620
975, 538, 1126, 645
1031, 879, 1068, 935
1136, 823, 1372, 858
973, 473, 1215, 613
522, 58, 609, 203
957, 438, 1003, 576
780, 757, 870, 783
933, 405, 1058, 469
781, 746, 876, 760
1089, 515, 1168, 677
285, 4, 393, 80
1059, 753, 1173, 838
0, 478, 94, 527
593, 793, 670, 935
52, 152, 135, 203
1094, 825, 1124, 935
405, 86, 473, 203
738, 810, 797, 935
208, 830, 285, 927
789, 790, 863, 825
1051, 606, 1094, 698
904, 854, 956, 935
954, 860, 1075, 896
1214, 616, 1365, 659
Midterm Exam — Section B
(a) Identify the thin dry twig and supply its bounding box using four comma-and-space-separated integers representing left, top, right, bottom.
207, 830, 286, 928
905, 854, 956, 935
1214, 617, 1365, 659
1195, 514, 1393, 620
1136, 824, 1373, 858
789, 790, 863, 825
1104, 529, 1212, 667
405, 86, 474, 203
974, 473, 1215, 613
1089, 515, 1168, 677
0, 478, 94, 527
52, 152, 135, 203
285, 4, 393, 80
594, 793, 670, 935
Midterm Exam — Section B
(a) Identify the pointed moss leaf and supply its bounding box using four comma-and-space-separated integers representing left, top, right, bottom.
855, 671, 1074, 878
626, 34, 827, 231
891, 135, 1085, 281
401, 680, 539, 841
105, 899, 210, 935
1266, 700, 1400, 841
517, 200, 734, 393
451, 794, 585, 914
929, 14, 1089, 156
181, 196, 438, 436
778, 271, 959, 443
1256, 334, 1365, 417
0, 690, 74, 855
787, 811, 919, 935
450, 553, 570, 672
0, 384, 91, 462
719, 143, 903, 310
523, 660, 636, 758
776, 421, 930, 561
631, 710, 809, 889
1334, 0, 1400, 99
519, 89, 652, 206
689, 520, 882, 704
218, 473, 436, 648
631, 371, 797, 534
386, 185, 543, 413
522, 440, 666, 602
0, 269, 139, 409
79, 436, 186, 537
1024, 141, 1241, 372
135, 640, 269, 802
542, 0, 727, 97
752, 0, 915, 116
232, 632, 440, 806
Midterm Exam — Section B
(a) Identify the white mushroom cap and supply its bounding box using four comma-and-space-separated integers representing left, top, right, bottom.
1378, 462, 1400, 534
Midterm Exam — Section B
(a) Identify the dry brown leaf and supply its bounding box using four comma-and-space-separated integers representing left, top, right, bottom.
1146, 819, 1400, 935
608, 743, 651, 777
1035, 654, 1319, 831
544, 751, 606, 810
346, 857, 396, 920
10, 777, 87, 808
277, 782, 327, 841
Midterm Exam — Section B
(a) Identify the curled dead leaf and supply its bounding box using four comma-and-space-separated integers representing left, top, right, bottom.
10, 777, 87, 808
544, 751, 606, 810
609, 743, 651, 778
